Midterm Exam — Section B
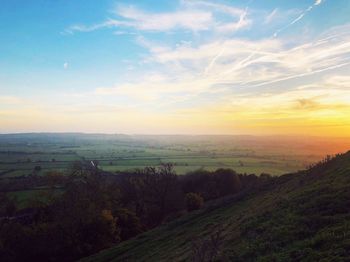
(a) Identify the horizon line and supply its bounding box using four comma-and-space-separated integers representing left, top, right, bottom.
1, 132, 350, 139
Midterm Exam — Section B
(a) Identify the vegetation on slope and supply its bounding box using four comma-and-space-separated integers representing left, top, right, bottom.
83, 151, 350, 261
0, 161, 269, 261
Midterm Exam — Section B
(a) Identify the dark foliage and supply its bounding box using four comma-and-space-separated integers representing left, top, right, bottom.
81, 151, 350, 262
186, 192, 204, 211
0, 161, 272, 261
180, 168, 243, 200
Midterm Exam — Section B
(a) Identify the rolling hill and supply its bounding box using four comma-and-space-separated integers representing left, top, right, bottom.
82, 151, 350, 261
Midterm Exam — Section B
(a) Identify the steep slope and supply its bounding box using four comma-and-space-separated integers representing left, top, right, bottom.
83, 151, 350, 261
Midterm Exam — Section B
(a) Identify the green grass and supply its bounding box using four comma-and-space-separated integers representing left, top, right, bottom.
99, 155, 302, 175
0, 136, 317, 177
82, 151, 350, 261
7, 187, 63, 209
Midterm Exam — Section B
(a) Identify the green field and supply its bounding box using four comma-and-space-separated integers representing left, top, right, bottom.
0, 133, 333, 178
7, 187, 63, 209
1, 133, 338, 212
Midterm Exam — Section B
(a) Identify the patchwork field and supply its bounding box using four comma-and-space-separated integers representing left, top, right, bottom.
1, 133, 340, 178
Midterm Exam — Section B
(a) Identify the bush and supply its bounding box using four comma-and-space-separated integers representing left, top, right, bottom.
186, 193, 204, 211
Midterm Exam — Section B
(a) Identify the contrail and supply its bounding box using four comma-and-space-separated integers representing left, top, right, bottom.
202, 6, 249, 76
247, 60, 350, 88
219, 0, 325, 81
203, 47, 225, 76
274, 0, 324, 37
221, 49, 259, 77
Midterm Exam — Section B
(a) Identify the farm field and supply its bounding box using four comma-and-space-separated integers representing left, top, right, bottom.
1, 133, 342, 178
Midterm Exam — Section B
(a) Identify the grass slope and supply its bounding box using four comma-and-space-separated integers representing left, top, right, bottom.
83, 151, 350, 262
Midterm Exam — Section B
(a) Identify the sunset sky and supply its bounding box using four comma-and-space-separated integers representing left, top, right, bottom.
1, 0, 350, 136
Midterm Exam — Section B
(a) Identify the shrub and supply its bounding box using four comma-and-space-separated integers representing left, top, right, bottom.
186, 193, 204, 211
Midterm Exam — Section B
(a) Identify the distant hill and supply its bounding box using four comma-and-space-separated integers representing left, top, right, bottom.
82, 151, 350, 261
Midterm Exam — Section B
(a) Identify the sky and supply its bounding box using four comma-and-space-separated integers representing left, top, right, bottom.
0, 0, 350, 136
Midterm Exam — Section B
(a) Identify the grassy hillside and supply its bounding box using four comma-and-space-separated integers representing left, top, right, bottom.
83, 151, 350, 261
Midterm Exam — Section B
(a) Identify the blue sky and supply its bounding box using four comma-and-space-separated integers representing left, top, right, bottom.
1, 0, 350, 135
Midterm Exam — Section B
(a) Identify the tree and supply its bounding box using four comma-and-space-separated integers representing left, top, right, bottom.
214, 168, 241, 195
0, 193, 16, 217
70, 161, 85, 177
49, 176, 120, 260
113, 208, 143, 240
141, 163, 184, 226
186, 193, 204, 211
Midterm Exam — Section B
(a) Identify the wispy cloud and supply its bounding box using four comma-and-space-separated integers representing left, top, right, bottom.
63, 0, 349, 111
65, 1, 250, 34
113, 5, 213, 31
55, 0, 350, 135
131, 23, 350, 90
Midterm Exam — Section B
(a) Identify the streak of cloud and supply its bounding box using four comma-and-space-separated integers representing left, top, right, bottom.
273, 0, 324, 37
247, 60, 350, 88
